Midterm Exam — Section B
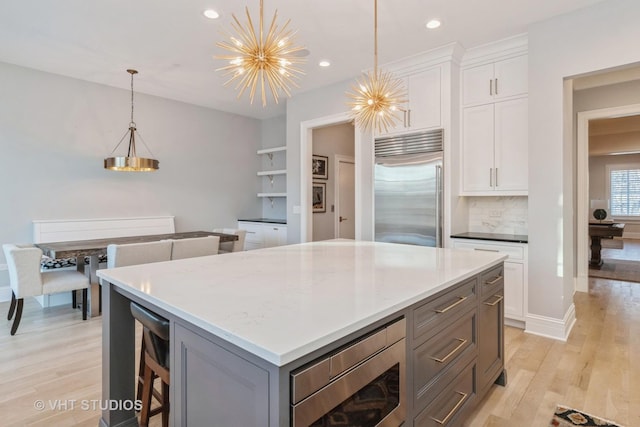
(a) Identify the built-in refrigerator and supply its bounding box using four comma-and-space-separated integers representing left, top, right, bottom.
374, 129, 443, 247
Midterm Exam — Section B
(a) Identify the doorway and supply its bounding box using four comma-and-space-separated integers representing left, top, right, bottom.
576, 103, 640, 292
300, 112, 368, 243
309, 124, 355, 241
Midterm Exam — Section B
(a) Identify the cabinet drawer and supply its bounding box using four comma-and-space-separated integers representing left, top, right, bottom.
239, 223, 265, 244
480, 264, 504, 297
414, 361, 477, 427
414, 309, 476, 410
413, 278, 477, 344
451, 240, 524, 260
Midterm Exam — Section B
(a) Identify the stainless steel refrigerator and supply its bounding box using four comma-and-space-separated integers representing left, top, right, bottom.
374, 130, 443, 247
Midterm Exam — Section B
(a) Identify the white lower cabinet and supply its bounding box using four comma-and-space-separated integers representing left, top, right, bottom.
451, 238, 527, 327
238, 221, 287, 250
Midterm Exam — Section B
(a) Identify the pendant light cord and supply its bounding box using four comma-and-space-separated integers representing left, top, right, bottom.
373, 0, 378, 74
130, 70, 135, 127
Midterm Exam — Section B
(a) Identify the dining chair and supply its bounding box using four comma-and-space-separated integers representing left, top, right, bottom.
170, 236, 220, 260
106, 240, 173, 268
130, 302, 170, 427
213, 228, 247, 253
2, 243, 89, 335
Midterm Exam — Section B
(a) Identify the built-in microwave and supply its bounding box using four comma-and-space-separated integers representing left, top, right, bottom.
291, 318, 406, 427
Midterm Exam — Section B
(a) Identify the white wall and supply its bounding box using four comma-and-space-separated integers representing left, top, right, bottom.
0, 61, 262, 265
528, 0, 640, 334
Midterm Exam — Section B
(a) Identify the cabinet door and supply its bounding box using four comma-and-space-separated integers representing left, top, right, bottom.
462, 104, 495, 193
494, 97, 528, 192
503, 261, 524, 320
493, 55, 527, 100
477, 287, 504, 396
462, 63, 494, 106
407, 67, 441, 131
263, 226, 287, 248
173, 324, 270, 427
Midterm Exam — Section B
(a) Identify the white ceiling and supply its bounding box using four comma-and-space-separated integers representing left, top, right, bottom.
0, 0, 607, 120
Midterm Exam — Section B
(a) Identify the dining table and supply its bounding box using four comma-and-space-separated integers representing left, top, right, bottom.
35, 230, 239, 317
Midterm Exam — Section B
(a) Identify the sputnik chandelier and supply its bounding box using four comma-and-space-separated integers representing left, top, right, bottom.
346, 0, 406, 134
215, 0, 306, 106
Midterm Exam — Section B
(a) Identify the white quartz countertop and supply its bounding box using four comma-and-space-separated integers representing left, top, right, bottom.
97, 240, 506, 366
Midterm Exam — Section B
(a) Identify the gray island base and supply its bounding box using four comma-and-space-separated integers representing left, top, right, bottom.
97, 240, 507, 426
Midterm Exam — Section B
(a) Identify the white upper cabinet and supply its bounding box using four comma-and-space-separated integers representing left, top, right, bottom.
462, 55, 527, 106
461, 97, 528, 194
377, 66, 442, 137
460, 38, 528, 196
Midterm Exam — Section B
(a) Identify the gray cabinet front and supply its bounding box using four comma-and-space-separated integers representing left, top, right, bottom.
173, 323, 270, 427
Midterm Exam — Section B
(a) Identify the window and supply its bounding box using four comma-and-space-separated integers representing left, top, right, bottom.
608, 164, 640, 217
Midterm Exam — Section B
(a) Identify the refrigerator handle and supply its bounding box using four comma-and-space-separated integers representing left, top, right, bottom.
436, 164, 443, 248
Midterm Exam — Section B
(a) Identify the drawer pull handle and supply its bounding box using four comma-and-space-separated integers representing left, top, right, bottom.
485, 275, 503, 285
484, 295, 504, 306
434, 296, 467, 314
474, 248, 500, 253
246, 231, 257, 234
430, 338, 467, 364
431, 391, 468, 425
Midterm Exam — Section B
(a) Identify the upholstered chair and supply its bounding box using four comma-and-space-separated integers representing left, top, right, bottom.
170, 236, 220, 260
3, 243, 89, 335
130, 302, 170, 427
212, 228, 247, 253
106, 240, 173, 268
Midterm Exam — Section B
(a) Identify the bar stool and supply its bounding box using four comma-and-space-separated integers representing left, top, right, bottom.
130, 302, 170, 427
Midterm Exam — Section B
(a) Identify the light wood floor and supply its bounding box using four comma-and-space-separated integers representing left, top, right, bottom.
0, 277, 638, 426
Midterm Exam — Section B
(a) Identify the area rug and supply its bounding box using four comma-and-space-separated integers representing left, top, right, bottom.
549, 405, 625, 427
588, 258, 640, 283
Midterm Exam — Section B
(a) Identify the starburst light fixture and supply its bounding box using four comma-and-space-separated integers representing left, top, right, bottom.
215, 0, 306, 107
346, 0, 407, 134
104, 69, 159, 172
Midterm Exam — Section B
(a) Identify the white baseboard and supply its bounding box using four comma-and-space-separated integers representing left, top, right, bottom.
34, 292, 73, 308
524, 304, 576, 341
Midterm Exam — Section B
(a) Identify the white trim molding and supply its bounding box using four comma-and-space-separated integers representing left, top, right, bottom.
576, 103, 640, 293
524, 304, 576, 341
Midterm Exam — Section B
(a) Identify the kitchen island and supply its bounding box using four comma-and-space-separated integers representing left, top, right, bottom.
97, 240, 506, 426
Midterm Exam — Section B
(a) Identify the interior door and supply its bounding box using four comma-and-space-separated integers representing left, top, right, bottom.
336, 158, 355, 239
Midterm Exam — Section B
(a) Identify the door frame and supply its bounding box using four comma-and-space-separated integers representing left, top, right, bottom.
575, 102, 640, 292
300, 112, 363, 243
334, 155, 356, 238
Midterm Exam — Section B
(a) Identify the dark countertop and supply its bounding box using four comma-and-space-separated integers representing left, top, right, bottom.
450, 232, 528, 244
238, 218, 287, 225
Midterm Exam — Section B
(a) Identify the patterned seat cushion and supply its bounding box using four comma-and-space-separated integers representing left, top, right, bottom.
41, 254, 108, 270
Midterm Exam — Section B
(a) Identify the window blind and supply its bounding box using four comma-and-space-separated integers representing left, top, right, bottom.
610, 168, 640, 216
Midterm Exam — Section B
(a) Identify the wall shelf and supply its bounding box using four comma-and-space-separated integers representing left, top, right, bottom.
257, 193, 287, 198
257, 146, 286, 155
257, 170, 286, 176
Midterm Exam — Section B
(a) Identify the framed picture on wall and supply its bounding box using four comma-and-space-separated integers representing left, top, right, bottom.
312, 182, 326, 213
312, 155, 328, 180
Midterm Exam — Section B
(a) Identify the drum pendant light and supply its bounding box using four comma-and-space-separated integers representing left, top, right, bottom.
104, 69, 159, 172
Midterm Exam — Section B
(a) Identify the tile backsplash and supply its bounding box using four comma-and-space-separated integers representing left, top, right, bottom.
467, 196, 528, 235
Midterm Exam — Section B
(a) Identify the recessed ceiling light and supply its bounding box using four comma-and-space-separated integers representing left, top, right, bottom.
426, 19, 441, 29
203, 9, 220, 19
319, 60, 331, 67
